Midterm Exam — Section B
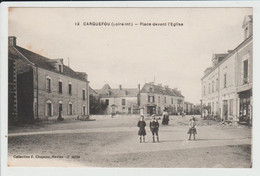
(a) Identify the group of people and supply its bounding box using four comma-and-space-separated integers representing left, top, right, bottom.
137, 114, 197, 143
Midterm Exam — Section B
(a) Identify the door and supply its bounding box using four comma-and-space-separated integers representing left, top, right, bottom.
47, 103, 52, 117
59, 103, 62, 116
223, 100, 228, 120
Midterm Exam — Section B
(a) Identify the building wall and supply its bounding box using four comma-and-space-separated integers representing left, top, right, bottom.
100, 97, 138, 114
202, 38, 253, 121
236, 41, 253, 88
219, 53, 238, 120
32, 67, 89, 119
140, 92, 184, 115
202, 67, 219, 116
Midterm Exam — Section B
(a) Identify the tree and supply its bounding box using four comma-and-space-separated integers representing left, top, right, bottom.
89, 95, 108, 115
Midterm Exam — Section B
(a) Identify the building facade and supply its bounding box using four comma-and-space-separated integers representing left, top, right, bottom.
140, 82, 185, 115
184, 101, 194, 115
95, 84, 140, 114
201, 15, 253, 123
8, 36, 90, 122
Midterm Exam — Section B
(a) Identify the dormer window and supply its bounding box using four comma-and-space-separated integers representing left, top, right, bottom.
54, 59, 64, 73
58, 65, 62, 72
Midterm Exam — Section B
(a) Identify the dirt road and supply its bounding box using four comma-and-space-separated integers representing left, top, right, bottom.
8, 115, 252, 167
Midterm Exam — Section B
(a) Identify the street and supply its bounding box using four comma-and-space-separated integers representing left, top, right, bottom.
8, 115, 252, 168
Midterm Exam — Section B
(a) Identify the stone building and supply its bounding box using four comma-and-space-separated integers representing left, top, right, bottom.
140, 82, 184, 115
95, 84, 140, 114
201, 15, 253, 123
8, 36, 90, 122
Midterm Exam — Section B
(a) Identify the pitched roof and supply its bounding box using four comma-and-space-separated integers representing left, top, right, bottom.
89, 86, 98, 95
140, 83, 184, 98
9, 45, 87, 81
95, 84, 139, 98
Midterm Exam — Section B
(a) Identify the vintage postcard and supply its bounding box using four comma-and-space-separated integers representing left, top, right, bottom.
1, 1, 260, 176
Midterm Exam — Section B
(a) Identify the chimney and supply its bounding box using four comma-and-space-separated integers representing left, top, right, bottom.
8, 36, 17, 47
119, 84, 122, 90
227, 50, 233, 54
164, 85, 169, 88
158, 84, 162, 87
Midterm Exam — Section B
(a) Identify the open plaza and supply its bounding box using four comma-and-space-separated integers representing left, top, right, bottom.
8, 115, 251, 168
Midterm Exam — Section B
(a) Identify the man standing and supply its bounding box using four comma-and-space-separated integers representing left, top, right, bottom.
150, 115, 160, 142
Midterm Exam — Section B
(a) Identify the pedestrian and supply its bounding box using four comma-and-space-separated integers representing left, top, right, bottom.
162, 108, 169, 125
150, 115, 160, 142
188, 116, 197, 140
137, 115, 146, 143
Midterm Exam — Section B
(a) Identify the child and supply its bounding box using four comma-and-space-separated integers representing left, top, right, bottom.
150, 115, 160, 142
137, 116, 146, 143
188, 116, 197, 140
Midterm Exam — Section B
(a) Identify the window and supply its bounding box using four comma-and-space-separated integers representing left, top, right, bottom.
212, 81, 214, 93
149, 88, 153, 93
69, 103, 72, 115
83, 106, 86, 115
203, 85, 206, 95
164, 97, 166, 103
158, 96, 160, 103
122, 99, 126, 105
148, 96, 154, 103
58, 80, 62, 93
46, 78, 51, 92
105, 99, 109, 106
208, 83, 211, 94
58, 65, 62, 72
245, 27, 248, 39
59, 103, 63, 116
243, 60, 249, 84
171, 98, 173, 104
47, 102, 52, 117
128, 107, 131, 114
68, 83, 72, 95
224, 74, 227, 88
82, 89, 86, 100
216, 79, 218, 91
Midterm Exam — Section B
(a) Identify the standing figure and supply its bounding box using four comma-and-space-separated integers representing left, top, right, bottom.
150, 115, 160, 142
162, 109, 169, 125
188, 116, 197, 140
137, 116, 146, 143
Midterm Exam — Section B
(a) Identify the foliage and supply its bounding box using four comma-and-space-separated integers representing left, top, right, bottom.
89, 95, 108, 115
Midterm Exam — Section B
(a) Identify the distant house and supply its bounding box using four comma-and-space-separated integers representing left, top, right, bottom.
184, 101, 194, 115
95, 84, 140, 114
140, 82, 185, 115
8, 36, 90, 123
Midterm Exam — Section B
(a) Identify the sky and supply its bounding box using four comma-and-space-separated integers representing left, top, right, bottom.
8, 7, 252, 104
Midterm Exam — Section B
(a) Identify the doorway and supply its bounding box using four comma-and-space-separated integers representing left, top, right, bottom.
223, 100, 228, 120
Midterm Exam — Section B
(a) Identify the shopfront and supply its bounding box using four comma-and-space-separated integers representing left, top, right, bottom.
238, 89, 252, 124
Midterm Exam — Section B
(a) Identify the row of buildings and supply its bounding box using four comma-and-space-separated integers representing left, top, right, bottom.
8, 36, 193, 123
201, 15, 253, 123
93, 83, 189, 115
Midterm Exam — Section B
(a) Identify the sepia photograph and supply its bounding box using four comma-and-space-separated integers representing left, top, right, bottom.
1, 3, 257, 172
